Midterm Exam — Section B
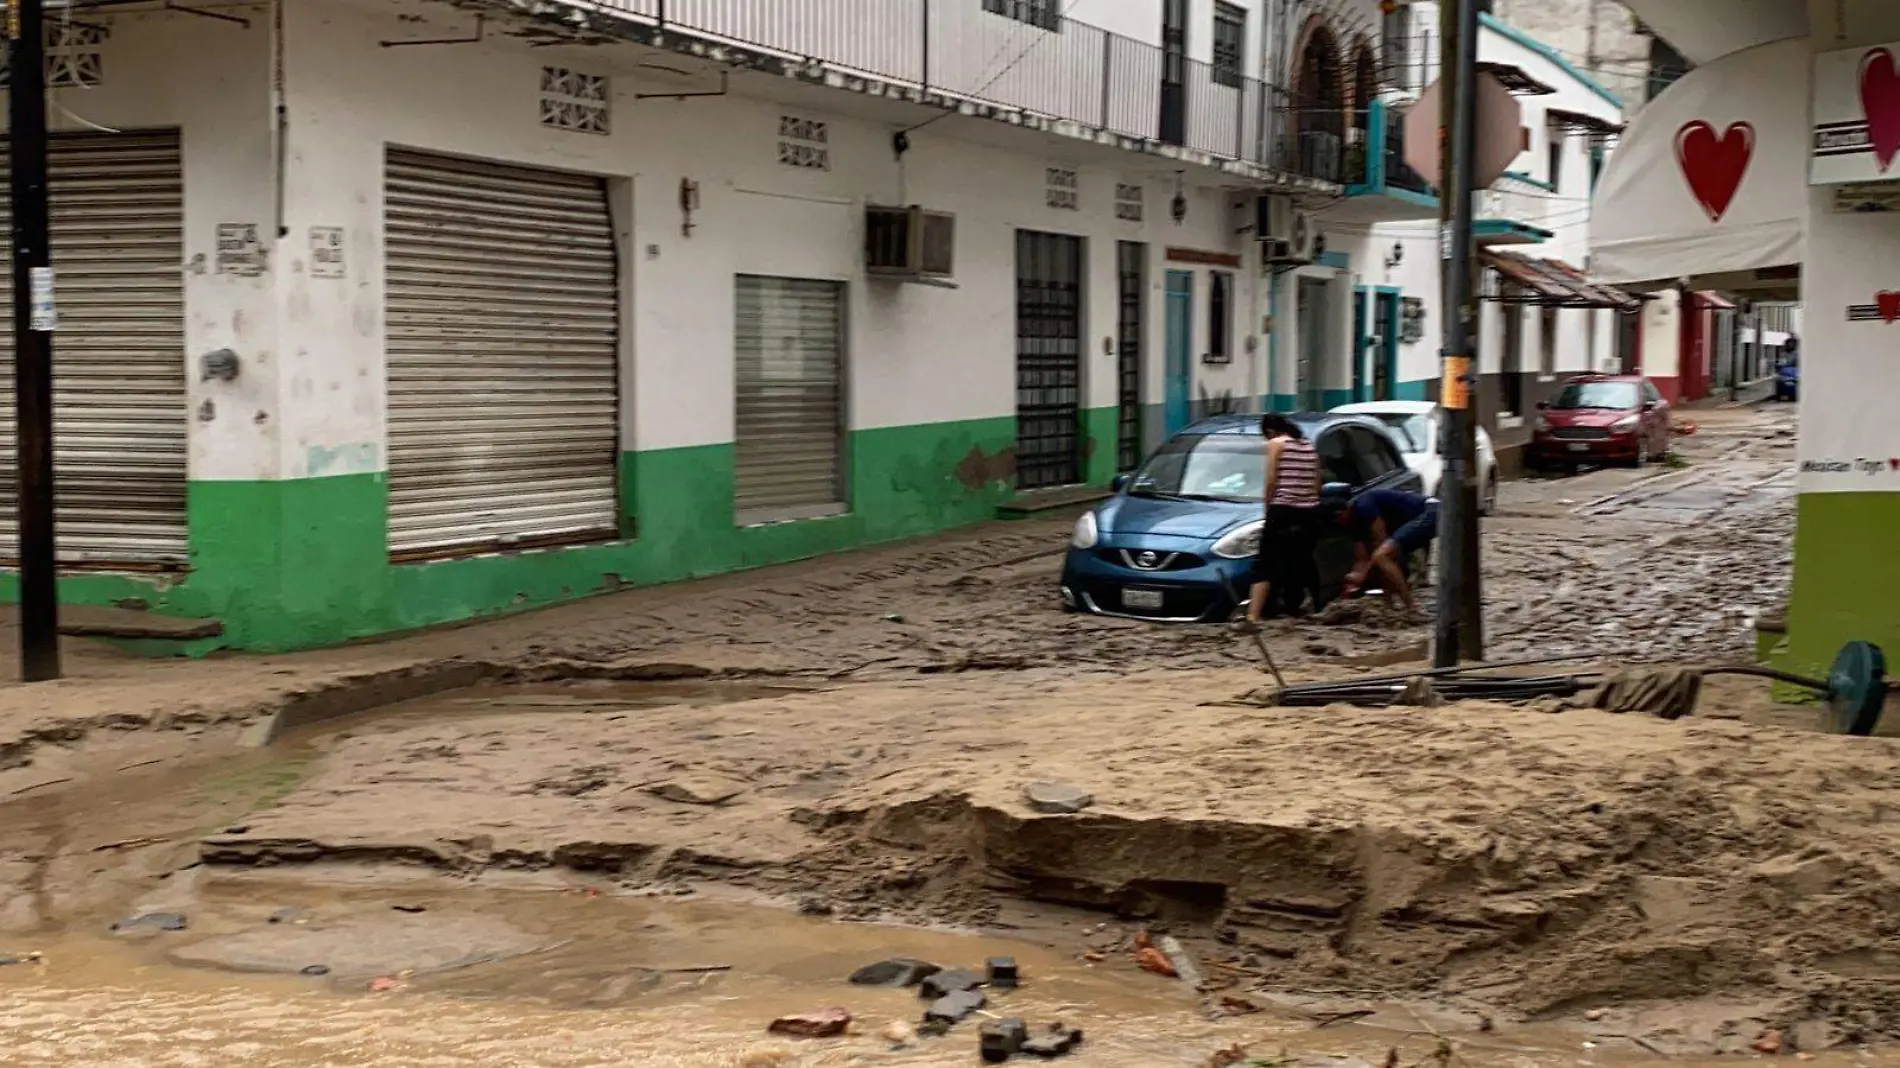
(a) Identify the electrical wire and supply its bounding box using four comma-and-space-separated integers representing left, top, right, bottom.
901, 0, 1090, 136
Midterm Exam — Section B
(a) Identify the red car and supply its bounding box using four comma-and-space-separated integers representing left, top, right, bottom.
1528, 374, 1672, 470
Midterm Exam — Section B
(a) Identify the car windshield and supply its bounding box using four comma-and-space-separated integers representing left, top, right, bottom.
1551, 381, 1639, 411
1127, 434, 1264, 502
1368, 413, 1430, 454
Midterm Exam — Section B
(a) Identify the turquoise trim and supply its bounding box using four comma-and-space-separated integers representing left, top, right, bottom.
1345, 99, 1442, 210
1474, 219, 1554, 243
1271, 394, 1298, 413
1479, 13, 1623, 109
1500, 169, 1556, 192
1393, 378, 1430, 401
1316, 250, 1351, 270
1320, 388, 1355, 410
1386, 186, 1439, 210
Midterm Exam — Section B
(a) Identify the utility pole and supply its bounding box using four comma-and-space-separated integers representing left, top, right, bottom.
1433, 0, 1483, 667
10, 0, 61, 682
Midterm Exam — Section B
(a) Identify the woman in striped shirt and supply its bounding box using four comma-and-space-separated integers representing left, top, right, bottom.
1236, 414, 1322, 632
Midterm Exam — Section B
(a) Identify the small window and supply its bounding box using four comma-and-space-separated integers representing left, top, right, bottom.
1208, 271, 1233, 362
1547, 125, 1565, 191
1213, 2, 1246, 88
1540, 306, 1558, 375
983, 0, 1060, 32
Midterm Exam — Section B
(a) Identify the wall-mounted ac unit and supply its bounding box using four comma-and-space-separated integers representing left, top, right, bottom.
1262, 201, 1317, 265
865, 205, 955, 280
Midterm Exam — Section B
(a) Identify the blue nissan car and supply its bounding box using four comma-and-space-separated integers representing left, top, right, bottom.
1059, 413, 1423, 623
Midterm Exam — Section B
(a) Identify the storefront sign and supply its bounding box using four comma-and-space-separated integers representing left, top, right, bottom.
1845, 291, 1900, 322
1800, 458, 1899, 477
1810, 42, 1900, 184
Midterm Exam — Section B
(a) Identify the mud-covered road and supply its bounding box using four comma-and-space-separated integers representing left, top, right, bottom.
2, 402, 1850, 1067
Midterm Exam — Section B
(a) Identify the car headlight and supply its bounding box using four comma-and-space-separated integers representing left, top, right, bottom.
1610, 415, 1639, 433
1071, 511, 1099, 550
1533, 415, 1550, 432
1211, 520, 1264, 560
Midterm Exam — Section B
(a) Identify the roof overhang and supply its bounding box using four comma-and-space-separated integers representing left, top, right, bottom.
1473, 61, 1557, 96
1589, 37, 1808, 287
1479, 250, 1644, 311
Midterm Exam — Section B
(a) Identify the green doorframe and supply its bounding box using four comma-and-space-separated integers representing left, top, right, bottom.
1354, 285, 1405, 402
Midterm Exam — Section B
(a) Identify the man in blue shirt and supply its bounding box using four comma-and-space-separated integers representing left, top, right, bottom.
1339, 488, 1438, 614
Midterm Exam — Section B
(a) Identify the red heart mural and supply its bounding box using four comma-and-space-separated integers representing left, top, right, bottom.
1890, 458, 1900, 471
1880, 291, 1900, 322
1860, 48, 1900, 173
1675, 121, 1753, 223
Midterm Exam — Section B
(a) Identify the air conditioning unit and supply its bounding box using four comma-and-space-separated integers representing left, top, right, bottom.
1263, 204, 1318, 265
865, 205, 955, 280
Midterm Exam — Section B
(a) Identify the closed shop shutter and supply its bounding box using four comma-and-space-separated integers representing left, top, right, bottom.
0, 130, 186, 563
384, 149, 620, 557
733, 275, 844, 523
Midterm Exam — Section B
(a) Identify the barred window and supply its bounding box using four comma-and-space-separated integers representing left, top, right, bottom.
983, 0, 1060, 32
1213, 3, 1246, 87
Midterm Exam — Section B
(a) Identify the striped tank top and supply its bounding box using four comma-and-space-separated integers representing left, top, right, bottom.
1269, 438, 1321, 507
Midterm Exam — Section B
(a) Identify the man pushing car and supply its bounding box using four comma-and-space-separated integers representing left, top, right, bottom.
1339, 488, 1438, 616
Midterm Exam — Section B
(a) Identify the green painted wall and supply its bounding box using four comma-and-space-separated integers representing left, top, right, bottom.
1081, 405, 1122, 486
10, 415, 1018, 654
1777, 491, 1900, 678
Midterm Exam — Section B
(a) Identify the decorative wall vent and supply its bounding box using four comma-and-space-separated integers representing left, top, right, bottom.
0, 20, 107, 89
539, 66, 610, 135
1114, 183, 1143, 222
1046, 167, 1079, 210
777, 115, 829, 170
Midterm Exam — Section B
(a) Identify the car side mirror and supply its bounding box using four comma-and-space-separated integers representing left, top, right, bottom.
1643, 400, 1659, 411
1111, 474, 1130, 493
1535, 401, 1549, 410
1321, 481, 1353, 500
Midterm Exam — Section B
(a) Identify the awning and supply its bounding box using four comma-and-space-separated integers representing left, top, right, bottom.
1479, 249, 1645, 311
1589, 36, 1807, 286
1546, 106, 1625, 138
1475, 60, 1557, 96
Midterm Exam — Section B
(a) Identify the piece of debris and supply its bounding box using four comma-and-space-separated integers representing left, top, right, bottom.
1134, 946, 1177, 978
1218, 994, 1262, 1016
1132, 930, 1154, 951
110, 912, 187, 933
798, 897, 834, 917
1312, 1008, 1376, 1029
980, 1017, 1029, 1063
920, 968, 983, 999
1477, 1015, 1495, 1033
647, 775, 746, 806
391, 904, 427, 914
851, 958, 941, 987
1158, 936, 1203, 988
267, 907, 306, 925
0, 952, 41, 967
300, 964, 331, 977
1753, 1030, 1784, 1056
986, 956, 1020, 989
882, 612, 906, 623
1022, 1022, 1084, 1058
368, 976, 403, 993
1208, 1044, 1250, 1068
924, 988, 986, 1026
1583, 1008, 1607, 1022
880, 1020, 918, 1049
1024, 782, 1094, 815
738, 1046, 794, 1068
767, 1007, 852, 1038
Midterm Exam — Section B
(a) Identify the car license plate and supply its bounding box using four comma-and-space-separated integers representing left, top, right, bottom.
1122, 587, 1165, 610
1567, 443, 1589, 452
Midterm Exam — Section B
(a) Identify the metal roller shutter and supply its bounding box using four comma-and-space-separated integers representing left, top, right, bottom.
0, 130, 187, 564
733, 275, 844, 523
384, 148, 621, 557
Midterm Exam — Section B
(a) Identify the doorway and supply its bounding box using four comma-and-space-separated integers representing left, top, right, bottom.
1159, 0, 1188, 146
1014, 229, 1085, 490
1374, 290, 1401, 401
1163, 270, 1194, 434
1297, 277, 1330, 411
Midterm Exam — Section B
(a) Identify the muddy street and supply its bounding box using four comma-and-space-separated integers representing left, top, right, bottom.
1, 401, 1866, 1067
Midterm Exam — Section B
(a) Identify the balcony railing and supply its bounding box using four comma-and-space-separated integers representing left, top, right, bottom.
558, 0, 1348, 184
1345, 101, 1434, 197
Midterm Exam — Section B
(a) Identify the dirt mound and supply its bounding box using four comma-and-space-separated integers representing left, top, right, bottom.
180, 669, 1900, 1041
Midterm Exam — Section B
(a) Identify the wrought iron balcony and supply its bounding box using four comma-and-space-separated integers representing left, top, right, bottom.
542, 0, 1346, 186
1329, 99, 1438, 224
